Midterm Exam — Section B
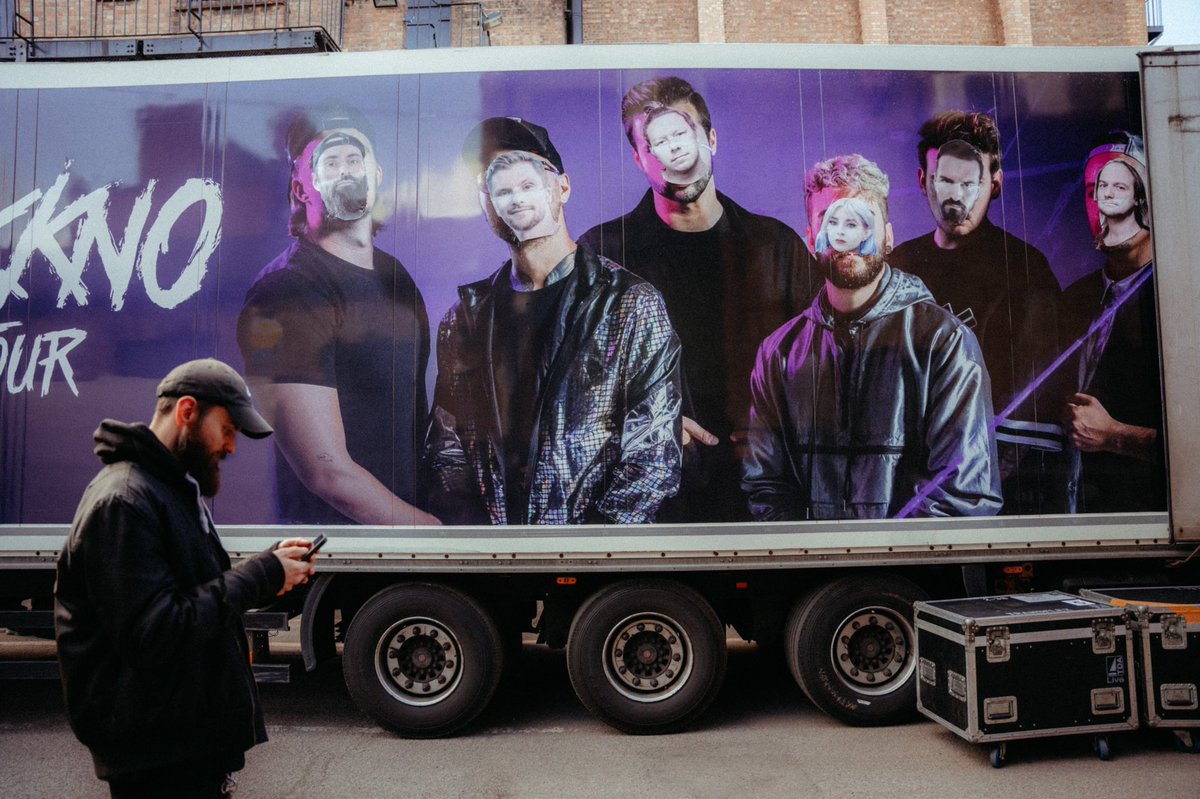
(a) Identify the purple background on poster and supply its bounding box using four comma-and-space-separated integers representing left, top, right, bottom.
0, 66, 1142, 525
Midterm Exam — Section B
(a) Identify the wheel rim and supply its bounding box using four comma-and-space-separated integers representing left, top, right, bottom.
374, 616, 464, 707
828, 607, 916, 696
602, 612, 694, 703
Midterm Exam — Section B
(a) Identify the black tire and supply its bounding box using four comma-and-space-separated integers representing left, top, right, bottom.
342, 583, 504, 738
784, 574, 927, 726
566, 580, 727, 735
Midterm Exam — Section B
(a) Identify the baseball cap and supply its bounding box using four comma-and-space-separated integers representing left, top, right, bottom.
462, 117, 564, 175
157, 359, 274, 439
286, 103, 377, 162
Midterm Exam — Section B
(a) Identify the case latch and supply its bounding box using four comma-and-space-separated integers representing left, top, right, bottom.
1161, 614, 1188, 650
986, 626, 1010, 663
1092, 619, 1116, 654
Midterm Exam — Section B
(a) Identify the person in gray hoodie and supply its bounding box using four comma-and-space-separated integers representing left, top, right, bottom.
742, 154, 1001, 520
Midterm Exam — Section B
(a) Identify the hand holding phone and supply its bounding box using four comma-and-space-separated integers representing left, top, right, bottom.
301, 533, 327, 562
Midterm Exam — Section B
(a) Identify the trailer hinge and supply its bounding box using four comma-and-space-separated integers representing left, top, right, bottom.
1161, 614, 1188, 650
1092, 619, 1117, 655
985, 626, 1010, 663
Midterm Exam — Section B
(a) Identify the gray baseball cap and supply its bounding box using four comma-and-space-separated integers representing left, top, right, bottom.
157, 358, 273, 439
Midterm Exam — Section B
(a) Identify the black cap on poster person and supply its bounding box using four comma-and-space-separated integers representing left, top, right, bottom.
462, 117, 565, 175
156, 358, 274, 440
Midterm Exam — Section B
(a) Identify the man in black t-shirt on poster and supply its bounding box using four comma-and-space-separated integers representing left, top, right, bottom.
580, 77, 817, 522
424, 117, 682, 525
889, 111, 1064, 515
237, 105, 439, 526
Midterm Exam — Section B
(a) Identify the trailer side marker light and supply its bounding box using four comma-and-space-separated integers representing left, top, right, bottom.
1002, 566, 1024, 574
735, 582, 749, 590
556, 577, 577, 585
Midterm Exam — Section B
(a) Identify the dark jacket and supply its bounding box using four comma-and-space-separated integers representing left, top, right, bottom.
425, 245, 682, 525
580, 191, 818, 522
743, 267, 1002, 520
54, 421, 284, 778
1060, 264, 1165, 512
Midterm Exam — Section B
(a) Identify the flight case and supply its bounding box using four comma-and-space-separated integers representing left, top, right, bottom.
1080, 586, 1200, 752
914, 592, 1138, 766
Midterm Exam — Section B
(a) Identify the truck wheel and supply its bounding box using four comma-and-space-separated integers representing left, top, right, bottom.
784, 574, 926, 726
566, 580, 727, 734
342, 583, 504, 738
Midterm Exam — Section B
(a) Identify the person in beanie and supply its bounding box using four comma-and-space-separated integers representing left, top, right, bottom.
54, 358, 317, 798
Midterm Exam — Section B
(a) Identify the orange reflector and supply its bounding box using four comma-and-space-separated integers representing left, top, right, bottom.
556, 577, 577, 585
735, 582, 749, 590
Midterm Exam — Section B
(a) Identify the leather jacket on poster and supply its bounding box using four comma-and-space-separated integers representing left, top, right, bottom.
743, 267, 1002, 520
54, 421, 284, 778
425, 245, 683, 525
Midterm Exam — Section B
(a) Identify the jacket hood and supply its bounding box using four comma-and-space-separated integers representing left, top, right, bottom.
811, 266, 934, 329
94, 419, 188, 483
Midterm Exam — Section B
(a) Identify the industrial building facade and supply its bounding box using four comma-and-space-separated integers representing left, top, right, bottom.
3, 0, 1157, 61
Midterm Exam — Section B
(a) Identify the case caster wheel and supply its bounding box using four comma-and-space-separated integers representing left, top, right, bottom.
1093, 735, 1111, 761
1171, 730, 1200, 753
989, 743, 1006, 768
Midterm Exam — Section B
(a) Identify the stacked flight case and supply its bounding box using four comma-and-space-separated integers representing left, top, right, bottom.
914, 592, 1138, 766
1080, 586, 1200, 752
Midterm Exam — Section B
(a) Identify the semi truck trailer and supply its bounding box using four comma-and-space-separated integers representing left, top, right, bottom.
1, 43, 1197, 738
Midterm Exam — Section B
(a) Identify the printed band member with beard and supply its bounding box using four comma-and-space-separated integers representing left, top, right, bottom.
237, 104, 438, 526
889, 112, 1063, 515
1059, 131, 1164, 513
424, 117, 682, 525
55, 359, 316, 798
580, 76, 817, 523
742, 154, 1000, 520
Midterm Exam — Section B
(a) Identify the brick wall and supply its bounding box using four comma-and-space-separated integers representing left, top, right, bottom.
330, 0, 1148, 50
484, 0, 567, 46
582, 0, 698, 43
343, 1, 406, 51
1030, 0, 1146, 47
886, 0, 1002, 45
723, 0, 861, 44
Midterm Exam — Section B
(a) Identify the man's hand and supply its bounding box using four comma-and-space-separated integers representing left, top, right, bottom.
1063, 392, 1158, 461
1063, 393, 1120, 452
681, 416, 718, 447
273, 541, 316, 596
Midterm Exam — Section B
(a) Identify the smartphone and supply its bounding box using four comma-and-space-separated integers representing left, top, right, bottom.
301, 533, 327, 562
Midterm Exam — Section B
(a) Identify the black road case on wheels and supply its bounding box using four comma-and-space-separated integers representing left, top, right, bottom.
1080, 586, 1200, 752
914, 592, 1138, 766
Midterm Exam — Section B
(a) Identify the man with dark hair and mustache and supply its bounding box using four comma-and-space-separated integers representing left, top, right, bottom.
237, 104, 438, 526
55, 358, 316, 797
742, 154, 1000, 520
579, 76, 817, 523
890, 111, 1063, 515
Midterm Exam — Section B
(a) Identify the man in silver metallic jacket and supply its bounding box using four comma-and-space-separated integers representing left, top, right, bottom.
742, 154, 1001, 520
424, 117, 683, 525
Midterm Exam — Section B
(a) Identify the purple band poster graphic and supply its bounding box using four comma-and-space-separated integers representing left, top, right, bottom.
0, 63, 1158, 527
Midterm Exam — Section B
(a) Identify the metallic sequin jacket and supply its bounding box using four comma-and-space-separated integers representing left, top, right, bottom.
742, 267, 1001, 520
425, 245, 682, 525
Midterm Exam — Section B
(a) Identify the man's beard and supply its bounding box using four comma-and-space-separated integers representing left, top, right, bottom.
940, 199, 968, 225
821, 250, 886, 291
178, 423, 222, 498
658, 163, 712, 205
318, 174, 371, 221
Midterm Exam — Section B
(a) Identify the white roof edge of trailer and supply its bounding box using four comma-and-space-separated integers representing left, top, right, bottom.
0, 43, 1160, 90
